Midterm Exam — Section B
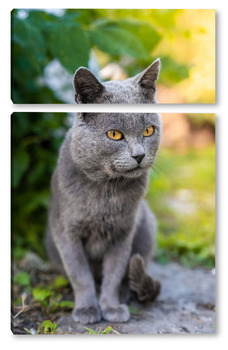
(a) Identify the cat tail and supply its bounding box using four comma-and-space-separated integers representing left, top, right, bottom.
129, 254, 161, 302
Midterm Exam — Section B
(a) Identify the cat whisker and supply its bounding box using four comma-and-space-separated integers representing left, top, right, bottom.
150, 163, 170, 192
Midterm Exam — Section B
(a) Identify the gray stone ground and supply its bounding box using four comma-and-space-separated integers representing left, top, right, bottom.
56, 262, 216, 335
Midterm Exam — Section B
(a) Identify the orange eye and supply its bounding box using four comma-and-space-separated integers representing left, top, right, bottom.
106, 130, 123, 140
143, 126, 154, 137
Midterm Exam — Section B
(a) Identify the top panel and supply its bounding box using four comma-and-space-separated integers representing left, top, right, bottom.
11, 9, 215, 104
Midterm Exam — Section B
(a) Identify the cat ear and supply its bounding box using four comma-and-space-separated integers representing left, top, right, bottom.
73, 67, 104, 103
137, 58, 161, 89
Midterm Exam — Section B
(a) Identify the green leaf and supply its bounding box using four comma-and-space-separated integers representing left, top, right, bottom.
46, 21, 90, 73
84, 326, 113, 334
159, 56, 189, 85
84, 327, 98, 334
42, 320, 58, 334
52, 276, 69, 290
32, 288, 51, 302
14, 271, 30, 286
58, 300, 75, 309
102, 326, 113, 334
149, 9, 181, 31
118, 19, 161, 53
12, 15, 46, 74
22, 190, 50, 213
12, 150, 30, 187
28, 9, 56, 27
90, 19, 149, 59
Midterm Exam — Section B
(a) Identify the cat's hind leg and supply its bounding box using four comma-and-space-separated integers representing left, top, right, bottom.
129, 254, 160, 302
129, 200, 161, 302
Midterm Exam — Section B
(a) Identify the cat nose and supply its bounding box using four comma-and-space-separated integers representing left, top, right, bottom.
132, 153, 145, 164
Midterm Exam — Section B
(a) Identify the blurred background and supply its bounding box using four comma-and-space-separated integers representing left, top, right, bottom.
11, 9, 215, 104
12, 113, 215, 268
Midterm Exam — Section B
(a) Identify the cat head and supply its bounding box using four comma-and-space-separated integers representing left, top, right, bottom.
70, 113, 162, 181
73, 59, 160, 104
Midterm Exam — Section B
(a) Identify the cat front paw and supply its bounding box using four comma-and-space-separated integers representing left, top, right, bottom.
101, 304, 130, 323
72, 305, 101, 324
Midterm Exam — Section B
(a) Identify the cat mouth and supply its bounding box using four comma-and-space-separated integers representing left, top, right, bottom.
124, 166, 141, 173
110, 164, 150, 178
116, 165, 147, 176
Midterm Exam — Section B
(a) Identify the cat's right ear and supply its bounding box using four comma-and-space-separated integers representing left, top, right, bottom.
73, 67, 104, 103
137, 58, 161, 89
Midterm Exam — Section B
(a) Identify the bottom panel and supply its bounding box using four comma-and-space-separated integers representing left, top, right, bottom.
11, 112, 215, 335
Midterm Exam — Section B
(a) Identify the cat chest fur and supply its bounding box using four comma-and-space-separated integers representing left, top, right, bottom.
75, 215, 132, 259
65, 178, 146, 259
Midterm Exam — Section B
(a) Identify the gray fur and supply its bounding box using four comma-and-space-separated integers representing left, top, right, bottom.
73, 59, 160, 104
46, 112, 162, 324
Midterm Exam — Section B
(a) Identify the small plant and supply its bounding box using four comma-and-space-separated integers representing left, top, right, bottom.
32, 287, 52, 307
31, 277, 74, 312
14, 271, 31, 287
39, 320, 58, 334
25, 320, 58, 335
84, 326, 113, 334
51, 275, 69, 290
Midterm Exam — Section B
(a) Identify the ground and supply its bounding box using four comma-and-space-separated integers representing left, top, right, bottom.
12, 253, 215, 335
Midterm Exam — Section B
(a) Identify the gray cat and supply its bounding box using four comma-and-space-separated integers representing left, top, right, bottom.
74, 58, 160, 103
46, 61, 162, 324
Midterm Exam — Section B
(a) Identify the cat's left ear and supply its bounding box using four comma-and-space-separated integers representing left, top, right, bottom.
73, 67, 105, 103
137, 58, 161, 89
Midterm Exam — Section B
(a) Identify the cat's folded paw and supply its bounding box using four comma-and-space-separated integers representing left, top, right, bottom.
72, 305, 101, 324
101, 304, 130, 323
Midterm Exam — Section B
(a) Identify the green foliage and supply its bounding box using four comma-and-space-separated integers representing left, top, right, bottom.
31, 275, 74, 312
84, 326, 113, 334
146, 146, 215, 267
159, 56, 189, 85
11, 9, 190, 103
90, 19, 157, 59
41, 320, 58, 334
32, 288, 52, 303
51, 276, 69, 290
12, 112, 68, 258
14, 271, 30, 287
25, 320, 58, 335
118, 19, 161, 53
47, 20, 90, 73
58, 300, 74, 309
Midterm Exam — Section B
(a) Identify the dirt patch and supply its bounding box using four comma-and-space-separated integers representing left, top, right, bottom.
12, 254, 215, 335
